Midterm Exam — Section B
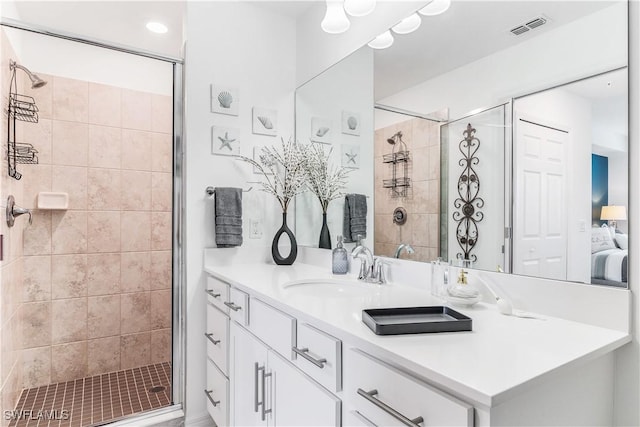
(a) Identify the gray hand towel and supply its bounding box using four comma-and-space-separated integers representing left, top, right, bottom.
214, 187, 243, 247
343, 193, 367, 243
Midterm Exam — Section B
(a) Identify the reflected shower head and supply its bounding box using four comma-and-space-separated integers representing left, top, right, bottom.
387, 131, 403, 145
10, 60, 47, 89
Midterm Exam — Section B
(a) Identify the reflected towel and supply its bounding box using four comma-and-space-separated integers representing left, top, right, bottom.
343, 193, 367, 243
214, 187, 243, 248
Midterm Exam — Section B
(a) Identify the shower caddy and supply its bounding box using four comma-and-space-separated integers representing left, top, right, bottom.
382, 131, 411, 197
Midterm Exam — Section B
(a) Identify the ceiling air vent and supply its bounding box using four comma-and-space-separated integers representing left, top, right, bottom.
510, 16, 548, 36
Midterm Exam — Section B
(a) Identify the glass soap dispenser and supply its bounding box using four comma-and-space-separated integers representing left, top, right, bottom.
332, 235, 348, 274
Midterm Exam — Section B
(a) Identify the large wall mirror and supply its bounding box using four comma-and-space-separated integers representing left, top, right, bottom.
295, 0, 628, 288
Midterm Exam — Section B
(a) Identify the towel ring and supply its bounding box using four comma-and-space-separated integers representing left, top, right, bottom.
205, 186, 252, 196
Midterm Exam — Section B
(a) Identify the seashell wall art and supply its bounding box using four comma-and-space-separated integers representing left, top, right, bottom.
341, 144, 361, 169
342, 111, 361, 136
211, 85, 239, 116
211, 126, 240, 156
252, 107, 278, 136
311, 117, 332, 144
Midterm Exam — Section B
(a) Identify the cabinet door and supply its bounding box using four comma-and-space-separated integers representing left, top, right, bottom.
230, 323, 269, 427
268, 349, 341, 427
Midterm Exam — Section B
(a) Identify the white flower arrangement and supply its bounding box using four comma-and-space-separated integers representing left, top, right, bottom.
239, 138, 308, 213
304, 142, 350, 213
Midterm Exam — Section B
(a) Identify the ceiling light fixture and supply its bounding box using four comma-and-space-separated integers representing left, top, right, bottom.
392, 13, 422, 34
418, 0, 451, 16
146, 22, 168, 34
368, 30, 394, 49
321, 0, 351, 34
344, 0, 376, 17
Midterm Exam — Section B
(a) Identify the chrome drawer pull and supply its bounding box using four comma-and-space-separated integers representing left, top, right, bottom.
357, 388, 424, 427
261, 368, 272, 421
292, 347, 327, 368
204, 389, 220, 407
254, 363, 261, 413
205, 289, 221, 298
204, 333, 220, 345
224, 301, 242, 311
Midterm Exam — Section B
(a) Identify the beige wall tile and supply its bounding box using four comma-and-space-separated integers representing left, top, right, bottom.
23, 211, 52, 256
25, 73, 53, 119
413, 214, 432, 247
87, 211, 121, 253
121, 129, 152, 171
151, 132, 172, 173
88, 168, 121, 210
122, 89, 152, 131
428, 145, 440, 181
150, 251, 171, 290
121, 170, 151, 211
51, 341, 87, 383
413, 180, 439, 214
88, 295, 120, 339
151, 172, 172, 212
87, 253, 121, 296
52, 121, 88, 166
412, 148, 430, 183
120, 332, 150, 370
88, 337, 120, 376
51, 211, 87, 254
151, 95, 172, 134
52, 76, 88, 123
412, 117, 434, 150
22, 302, 51, 349
21, 164, 52, 210
151, 212, 172, 251
121, 252, 151, 293
52, 165, 87, 210
22, 346, 51, 389
89, 83, 121, 127
150, 329, 171, 364
21, 118, 52, 164
121, 212, 150, 252
150, 290, 171, 330
1, 359, 22, 420
51, 298, 87, 344
88, 125, 121, 169
121, 292, 150, 335
51, 254, 87, 299
23, 255, 51, 302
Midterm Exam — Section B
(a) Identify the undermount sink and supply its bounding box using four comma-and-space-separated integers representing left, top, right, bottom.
281, 278, 374, 298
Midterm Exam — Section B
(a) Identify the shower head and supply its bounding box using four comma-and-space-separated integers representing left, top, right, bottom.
10, 60, 47, 89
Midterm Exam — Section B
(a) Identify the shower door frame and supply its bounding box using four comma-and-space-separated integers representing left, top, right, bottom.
0, 17, 187, 421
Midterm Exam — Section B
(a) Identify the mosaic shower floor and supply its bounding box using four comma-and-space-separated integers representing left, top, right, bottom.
8, 362, 172, 427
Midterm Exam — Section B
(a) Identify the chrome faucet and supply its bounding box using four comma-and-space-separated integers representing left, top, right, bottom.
394, 243, 415, 258
351, 237, 386, 284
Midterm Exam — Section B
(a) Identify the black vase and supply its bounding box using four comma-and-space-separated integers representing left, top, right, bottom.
272, 212, 297, 265
319, 212, 331, 249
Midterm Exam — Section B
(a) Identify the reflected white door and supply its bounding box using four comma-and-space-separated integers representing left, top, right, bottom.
513, 117, 568, 280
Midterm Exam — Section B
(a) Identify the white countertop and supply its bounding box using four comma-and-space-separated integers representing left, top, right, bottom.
204, 261, 631, 408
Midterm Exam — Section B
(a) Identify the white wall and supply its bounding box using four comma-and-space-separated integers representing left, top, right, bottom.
379, 3, 627, 121
184, 2, 296, 423
295, 47, 374, 247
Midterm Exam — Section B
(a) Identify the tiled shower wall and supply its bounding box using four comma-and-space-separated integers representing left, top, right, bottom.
0, 30, 26, 425
374, 117, 440, 262
17, 70, 173, 389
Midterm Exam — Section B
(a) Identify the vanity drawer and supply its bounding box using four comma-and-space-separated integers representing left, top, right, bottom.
205, 275, 230, 314
344, 349, 473, 427
206, 302, 229, 375
227, 287, 249, 325
205, 359, 229, 427
249, 297, 296, 359
293, 323, 342, 392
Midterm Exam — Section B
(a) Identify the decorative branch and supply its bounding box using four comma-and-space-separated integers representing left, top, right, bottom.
304, 142, 350, 213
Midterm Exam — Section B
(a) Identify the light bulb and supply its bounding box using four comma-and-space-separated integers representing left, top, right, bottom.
344, 0, 376, 17
321, 0, 351, 34
392, 13, 422, 34
368, 30, 394, 50
418, 0, 451, 16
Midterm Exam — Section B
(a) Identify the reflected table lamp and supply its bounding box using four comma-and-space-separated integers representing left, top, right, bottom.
600, 205, 627, 232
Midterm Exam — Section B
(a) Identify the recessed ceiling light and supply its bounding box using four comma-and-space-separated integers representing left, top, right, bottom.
368, 30, 394, 49
418, 0, 451, 16
146, 22, 168, 34
392, 13, 422, 34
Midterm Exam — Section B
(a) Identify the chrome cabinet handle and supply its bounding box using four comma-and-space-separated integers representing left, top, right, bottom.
204, 389, 220, 407
357, 388, 424, 427
204, 333, 220, 345
261, 368, 272, 421
224, 301, 242, 311
292, 347, 327, 369
205, 289, 221, 298
254, 363, 261, 413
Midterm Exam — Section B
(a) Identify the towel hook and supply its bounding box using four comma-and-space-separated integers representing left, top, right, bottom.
205, 186, 253, 197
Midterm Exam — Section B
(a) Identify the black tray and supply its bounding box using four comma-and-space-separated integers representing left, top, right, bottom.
362, 306, 472, 335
